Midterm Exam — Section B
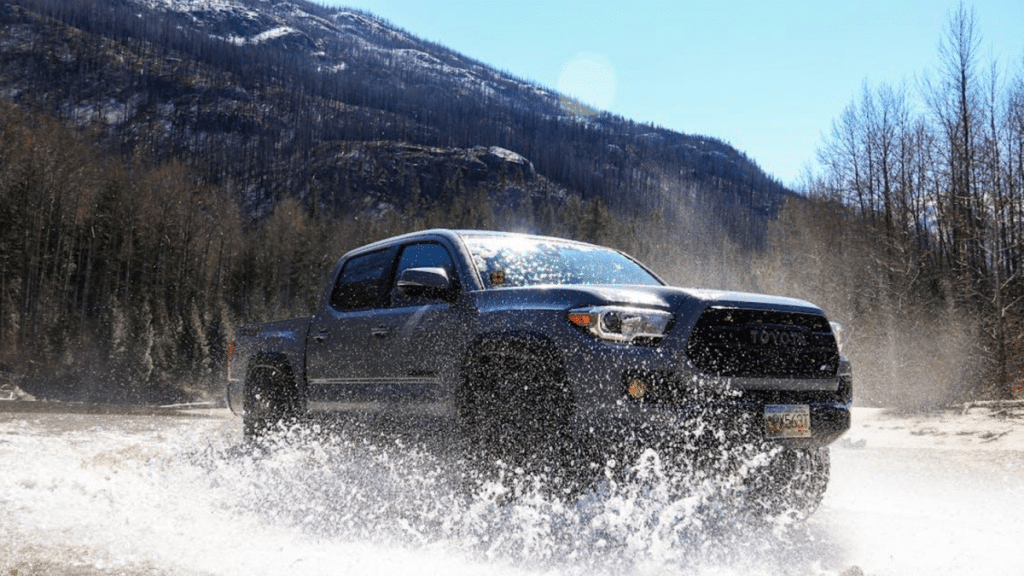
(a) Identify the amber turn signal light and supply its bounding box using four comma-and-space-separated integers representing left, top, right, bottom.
567, 312, 594, 328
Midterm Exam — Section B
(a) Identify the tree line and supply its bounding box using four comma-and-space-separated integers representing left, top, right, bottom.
797, 4, 1024, 401
7, 83, 1007, 408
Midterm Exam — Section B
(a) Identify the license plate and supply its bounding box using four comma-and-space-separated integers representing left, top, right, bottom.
765, 404, 811, 438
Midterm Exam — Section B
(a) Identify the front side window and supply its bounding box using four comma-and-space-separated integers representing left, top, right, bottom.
394, 243, 455, 279
461, 234, 662, 288
391, 242, 456, 306
329, 247, 397, 311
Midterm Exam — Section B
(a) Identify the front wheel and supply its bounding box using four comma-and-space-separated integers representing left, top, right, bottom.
460, 344, 579, 489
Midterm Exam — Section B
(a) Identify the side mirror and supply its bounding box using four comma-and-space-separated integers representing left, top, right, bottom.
396, 267, 453, 300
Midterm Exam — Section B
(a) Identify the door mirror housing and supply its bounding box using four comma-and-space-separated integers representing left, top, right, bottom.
396, 267, 453, 300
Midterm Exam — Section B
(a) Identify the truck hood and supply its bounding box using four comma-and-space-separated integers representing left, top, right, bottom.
473, 285, 826, 316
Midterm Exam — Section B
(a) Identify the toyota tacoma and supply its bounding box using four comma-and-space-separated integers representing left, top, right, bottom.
226, 229, 851, 515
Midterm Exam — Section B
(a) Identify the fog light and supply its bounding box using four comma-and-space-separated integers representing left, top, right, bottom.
626, 378, 648, 400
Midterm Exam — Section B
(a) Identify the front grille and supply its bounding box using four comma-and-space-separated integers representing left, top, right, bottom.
685, 307, 839, 379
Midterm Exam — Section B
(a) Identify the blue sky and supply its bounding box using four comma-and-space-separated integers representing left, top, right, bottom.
323, 0, 1023, 188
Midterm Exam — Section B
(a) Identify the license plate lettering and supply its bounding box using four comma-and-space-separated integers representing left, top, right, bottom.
765, 404, 811, 438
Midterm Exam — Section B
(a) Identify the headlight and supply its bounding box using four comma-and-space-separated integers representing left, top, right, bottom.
830, 321, 844, 353
567, 306, 673, 343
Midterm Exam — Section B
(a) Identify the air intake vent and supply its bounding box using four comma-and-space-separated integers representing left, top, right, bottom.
685, 307, 839, 379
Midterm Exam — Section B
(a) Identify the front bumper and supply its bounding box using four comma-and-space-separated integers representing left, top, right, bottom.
562, 332, 852, 452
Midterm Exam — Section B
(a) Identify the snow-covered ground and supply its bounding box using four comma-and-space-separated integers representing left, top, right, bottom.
0, 403, 1022, 576
843, 402, 1024, 452
825, 405, 1024, 575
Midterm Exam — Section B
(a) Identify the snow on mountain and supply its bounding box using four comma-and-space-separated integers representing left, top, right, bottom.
1, 0, 793, 245
131, 0, 560, 109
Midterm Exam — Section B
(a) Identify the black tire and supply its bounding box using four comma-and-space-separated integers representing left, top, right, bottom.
460, 340, 575, 481
242, 359, 300, 442
745, 447, 830, 520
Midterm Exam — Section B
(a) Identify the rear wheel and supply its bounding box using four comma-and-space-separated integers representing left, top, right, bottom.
242, 359, 301, 442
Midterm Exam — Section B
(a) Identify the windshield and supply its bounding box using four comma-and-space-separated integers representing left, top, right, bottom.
461, 234, 662, 289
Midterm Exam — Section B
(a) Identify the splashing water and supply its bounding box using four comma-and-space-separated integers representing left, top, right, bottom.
0, 408, 837, 576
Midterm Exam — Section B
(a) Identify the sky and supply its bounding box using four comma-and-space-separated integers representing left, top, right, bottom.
322, 0, 1023, 188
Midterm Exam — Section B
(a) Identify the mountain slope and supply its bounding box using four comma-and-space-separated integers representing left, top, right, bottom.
0, 0, 793, 247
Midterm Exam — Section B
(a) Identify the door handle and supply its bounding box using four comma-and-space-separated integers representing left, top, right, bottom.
312, 331, 330, 344
370, 326, 393, 338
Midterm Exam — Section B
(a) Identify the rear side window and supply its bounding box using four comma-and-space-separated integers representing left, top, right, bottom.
329, 248, 397, 311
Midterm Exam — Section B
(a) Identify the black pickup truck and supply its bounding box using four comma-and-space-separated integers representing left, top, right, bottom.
227, 229, 851, 515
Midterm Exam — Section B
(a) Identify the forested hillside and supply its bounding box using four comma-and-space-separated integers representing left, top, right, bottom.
0, 0, 1020, 405
0, 0, 788, 227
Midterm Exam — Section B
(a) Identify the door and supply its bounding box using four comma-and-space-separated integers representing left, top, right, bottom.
372, 241, 461, 416
305, 246, 398, 412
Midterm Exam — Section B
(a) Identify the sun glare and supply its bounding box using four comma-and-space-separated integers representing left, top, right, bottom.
557, 51, 616, 115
